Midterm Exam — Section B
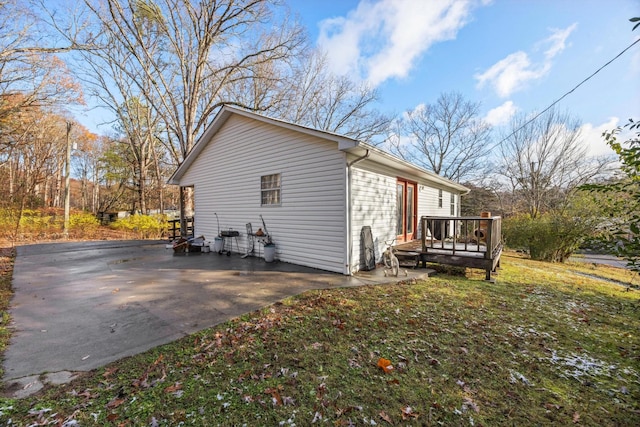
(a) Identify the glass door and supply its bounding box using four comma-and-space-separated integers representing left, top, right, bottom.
396, 179, 417, 242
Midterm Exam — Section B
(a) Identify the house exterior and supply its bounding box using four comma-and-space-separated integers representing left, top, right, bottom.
168, 106, 469, 275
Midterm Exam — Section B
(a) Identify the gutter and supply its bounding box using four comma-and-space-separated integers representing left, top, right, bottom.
345, 149, 370, 275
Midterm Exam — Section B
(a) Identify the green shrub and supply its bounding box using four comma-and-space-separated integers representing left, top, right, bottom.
69, 212, 100, 238
19, 209, 56, 234
0, 208, 58, 238
0, 209, 19, 230
70, 212, 100, 229
504, 211, 597, 262
111, 214, 168, 239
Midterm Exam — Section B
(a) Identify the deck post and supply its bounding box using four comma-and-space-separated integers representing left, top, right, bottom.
484, 218, 493, 280
421, 217, 427, 267
452, 219, 457, 255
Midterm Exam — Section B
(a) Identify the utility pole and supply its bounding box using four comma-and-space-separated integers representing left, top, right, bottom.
63, 121, 73, 238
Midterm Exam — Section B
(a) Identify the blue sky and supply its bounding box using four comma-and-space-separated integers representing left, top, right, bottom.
71, 0, 639, 156
290, 0, 640, 156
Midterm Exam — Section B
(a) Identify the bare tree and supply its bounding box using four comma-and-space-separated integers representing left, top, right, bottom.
72, 127, 102, 212
0, 106, 65, 204
0, 0, 84, 122
64, 0, 303, 225
270, 50, 393, 142
226, 47, 393, 143
96, 135, 138, 213
390, 92, 492, 182
115, 97, 160, 214
496, 108, 612, 218
64, 1, 166, 215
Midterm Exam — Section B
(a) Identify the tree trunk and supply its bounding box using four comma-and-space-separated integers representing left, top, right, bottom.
54, 157, 63, 208
8, 161, 14, 202
152, 147, 164, 214
179, 186, 194, 237
138, 167, 146, 215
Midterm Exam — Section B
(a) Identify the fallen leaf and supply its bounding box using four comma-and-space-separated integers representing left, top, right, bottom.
573, 412, 580, 423
332, 319, 345, 329
377, 358, 394, 374
77, 390, 98, 399
348, 359, 361, 368
106, 413, 118, 422
265, 387, 283, 406
316, 383, 327, 400
103, 367, 119, 378
379, 411, 393, 424
401, 405, 419, 420
106, 397, 125, 409
463, 397, 480, 413
164, 383, 182, 393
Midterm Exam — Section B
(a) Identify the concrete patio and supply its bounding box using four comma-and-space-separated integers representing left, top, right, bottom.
3, 240, 429, 398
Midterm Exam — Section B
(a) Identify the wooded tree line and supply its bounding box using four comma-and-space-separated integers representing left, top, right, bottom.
2, 0, 395, 217
1, 0, 635, 267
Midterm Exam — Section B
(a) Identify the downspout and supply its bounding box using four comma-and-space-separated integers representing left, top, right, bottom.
346, 149, 370, 275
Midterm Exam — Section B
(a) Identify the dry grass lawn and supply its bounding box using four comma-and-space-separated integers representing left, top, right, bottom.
0, 251, 638, 426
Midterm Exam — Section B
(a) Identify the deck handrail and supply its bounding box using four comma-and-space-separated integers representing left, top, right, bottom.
420, 215, 503, 259
168, 216, 194, 240
418, 215, 503, 280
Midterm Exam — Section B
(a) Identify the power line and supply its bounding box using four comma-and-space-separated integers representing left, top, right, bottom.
488, 36, 640, 151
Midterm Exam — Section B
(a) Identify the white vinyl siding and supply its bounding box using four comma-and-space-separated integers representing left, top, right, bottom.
419, 186, 456, 217
181, 115, 347, 273
417, 186, 457, 239
350, 161, 463, 272
350, 166, 396, 272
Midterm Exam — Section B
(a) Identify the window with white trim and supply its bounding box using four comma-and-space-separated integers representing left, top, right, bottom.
261, 173, 281, 206
450, 193, 456, 216
438, 189, 443, 208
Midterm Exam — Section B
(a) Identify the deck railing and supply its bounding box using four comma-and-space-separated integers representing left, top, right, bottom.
168, 216, 194, 240
420, 215, 503, 279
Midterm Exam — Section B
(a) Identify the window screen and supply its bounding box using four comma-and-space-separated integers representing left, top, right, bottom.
261, 173, 281, 205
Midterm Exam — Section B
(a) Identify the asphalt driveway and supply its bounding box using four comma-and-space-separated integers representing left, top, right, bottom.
3, 240, 428, 397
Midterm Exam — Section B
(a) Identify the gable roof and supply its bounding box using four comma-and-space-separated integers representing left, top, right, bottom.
168, 105, 469, 194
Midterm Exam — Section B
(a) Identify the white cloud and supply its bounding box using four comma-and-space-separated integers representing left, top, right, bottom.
475, 52, 550, 97
485, 101, 518, 126
542, 23, 577, 59
317, 0, 480, 86
403, 102, 426, 119
579, 117, 619, 157
475, 23, 577, 97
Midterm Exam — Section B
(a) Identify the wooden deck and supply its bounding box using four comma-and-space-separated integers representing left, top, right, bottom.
394, 216, 503, 280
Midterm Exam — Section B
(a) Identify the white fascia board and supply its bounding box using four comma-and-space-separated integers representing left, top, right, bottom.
343, 142, 470, 195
